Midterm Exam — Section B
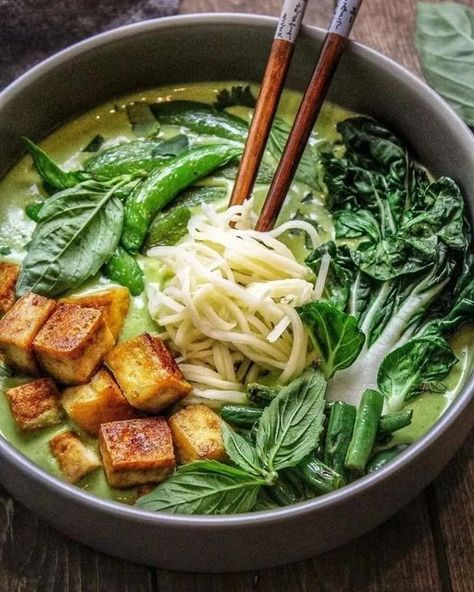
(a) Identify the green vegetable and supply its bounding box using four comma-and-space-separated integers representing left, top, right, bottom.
268, 117, 325, 191
214, 85, 257, 110
103, 246, 144, 296
137, 371, 327, 514
0, 358, 12, 377
366, 444, 409, 473
318, 117, 472, 411
84, 135, 188, 179
246, 383, 281, 407
294, 456, 344, 494
16, 180, 124, 297
345, 389, 384, 473
256, 371, 326, 475
377, 410, 413, 436
416, 2, 474, 126
24, 201, 44, 222
298, 300, 365, 379
0, 246, 11, 256
136, 461, 265, 515
324, 401, 357, 474
143, 186, 226, 250
265, 476, 300, 506
82, 135, 104, 153
23, 138, 85, 190
215, 160, 275, 184
220, 405, 263, 429
122, 144, 241, 252
150, 101, 248, 142
126, 103, 160, 137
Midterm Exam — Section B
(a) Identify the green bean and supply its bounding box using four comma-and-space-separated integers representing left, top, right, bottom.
150, 101, 248, 142
84, 135, 188, 179
246, 383, 281, 407
103, 246, 145, 296
378, 410, 413, 436
324, 401, 357, 474
122, 144, 241, 252
220, 405, 263, 429
265, 475, 301, 506
295, 456, 344, 494
366, 444, 409, 473
345, 389, 384, 473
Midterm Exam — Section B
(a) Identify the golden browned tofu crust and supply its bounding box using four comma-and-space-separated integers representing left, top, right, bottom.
0, 262, 20, 315
99, 418, 175, 488
33, 304, 115, 384
59, 287, 130, 341
168, 404, 226, 463
49, 431, 101, 483
6, 377, 63, 431
0, 293, 57, 375
62, 368, 140, 435
105, 333, 192, 413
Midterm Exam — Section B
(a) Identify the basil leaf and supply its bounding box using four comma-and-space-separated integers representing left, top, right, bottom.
416, 2, 474, 126
256, 371, 327, 473
82, 135, 104, 153
17, 181, 123, 297
23, 138, 85, 190
214, 85, 257, 110
127, 103, 160, 137
136, 460, 264, 515
298, 301, 365, 378
221, 423, 264, 477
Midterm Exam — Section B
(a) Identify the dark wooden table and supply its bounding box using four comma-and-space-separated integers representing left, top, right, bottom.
1, 1, 473, 590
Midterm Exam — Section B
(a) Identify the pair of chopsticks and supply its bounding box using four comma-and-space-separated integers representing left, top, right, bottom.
229, 0, 364, 231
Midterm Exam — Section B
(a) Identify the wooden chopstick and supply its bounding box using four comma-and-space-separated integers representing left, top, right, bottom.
256, 0, 364, 231
228, 0, 308, 207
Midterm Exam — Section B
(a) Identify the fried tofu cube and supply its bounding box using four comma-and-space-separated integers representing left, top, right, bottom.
99, 418, 175, 488
105, 333, 191, 413
49, 431, 101, 483
33, 304, 115, 385
168, 404, 226, 463
62, 368, 140, 435
60, 287, 130, 341
0, 262, 20, 315
0, 293, 57, 375
6, 378, 63, 431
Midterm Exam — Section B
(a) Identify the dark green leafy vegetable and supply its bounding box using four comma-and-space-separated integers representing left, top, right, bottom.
324, 401, 356, 475
136, 461, 265, 515
16, 180, 124, 297
23, 138, 86, 190
416, 2, 474, 126
84, 135, 188, 179
366, 444, 409, 473
122, 144, 241, 252
298, 301, 365, 379
214, 85, 257, 110
82, 135, 104, 153
24, 201, 44, 222
345, 389, 384, 473
103, 246, 144, 296
126, 103, 160, 137
150, 101, 248, 142
256, 371, 326, 474
221, 423, 264, 477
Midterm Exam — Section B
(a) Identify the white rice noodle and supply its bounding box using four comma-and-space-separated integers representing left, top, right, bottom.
147, 199, 326, 405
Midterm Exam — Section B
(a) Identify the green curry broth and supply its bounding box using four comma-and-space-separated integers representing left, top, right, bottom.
0, 82, 472, 503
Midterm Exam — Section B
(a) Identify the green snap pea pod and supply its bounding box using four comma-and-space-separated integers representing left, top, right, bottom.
84, 135, 188, 179
143, 186, 227, 250
324, 401, 357, 475
295, 456, 344, 494
150, 101, 248, 142
366, 444, 409, 473
345, 389, 384, 473
216, 161, 274, 184
103, 246, 145, 296
122, 144, 241, 252
220, 404, 263, 429
378, 409, 413, 436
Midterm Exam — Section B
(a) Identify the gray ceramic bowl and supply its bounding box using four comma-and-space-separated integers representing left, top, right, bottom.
0, 14, 473, 573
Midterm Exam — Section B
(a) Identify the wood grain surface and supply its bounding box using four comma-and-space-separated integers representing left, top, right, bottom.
0, 1, 473, 591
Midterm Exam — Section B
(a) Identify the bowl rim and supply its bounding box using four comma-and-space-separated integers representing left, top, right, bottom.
0, 12, 473, 529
